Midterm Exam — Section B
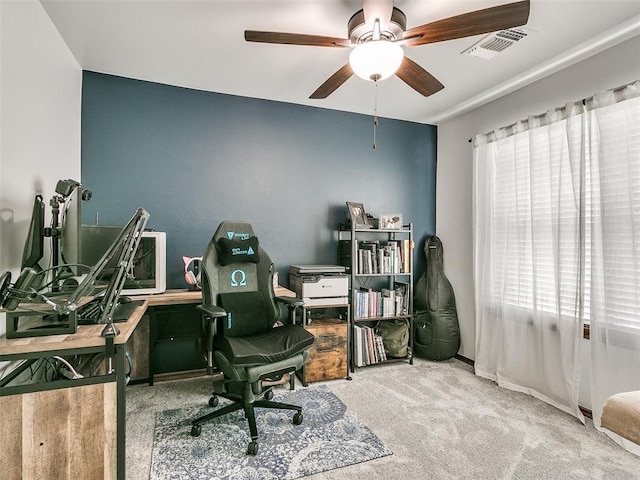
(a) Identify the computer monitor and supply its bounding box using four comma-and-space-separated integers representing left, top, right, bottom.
67, 207, 150, 322
21, 195, 45, 270
81, 226, 167, 295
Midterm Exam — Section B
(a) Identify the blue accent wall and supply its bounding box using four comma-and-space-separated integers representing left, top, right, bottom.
81, 71, 437, 289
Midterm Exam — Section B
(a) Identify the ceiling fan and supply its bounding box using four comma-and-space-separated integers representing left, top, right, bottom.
245, 0, 530, 99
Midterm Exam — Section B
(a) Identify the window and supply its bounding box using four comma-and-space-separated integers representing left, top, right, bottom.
589, 96, 640, 330
481, 92, 640, 332
489, 113, 587, 321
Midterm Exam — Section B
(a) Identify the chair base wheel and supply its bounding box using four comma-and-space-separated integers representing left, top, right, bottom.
191, 424, 202, 437
293, 412, 303, 425
247, 441, 258, 455
208, 396, 219, 408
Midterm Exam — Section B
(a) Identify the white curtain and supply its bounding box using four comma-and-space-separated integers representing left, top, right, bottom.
473, 81, 640, 444
473, 103, 586, 422
588, 83, 640, 450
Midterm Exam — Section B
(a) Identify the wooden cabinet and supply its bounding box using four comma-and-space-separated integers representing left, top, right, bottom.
302, 317, 348, 383
295, 304, 350, 385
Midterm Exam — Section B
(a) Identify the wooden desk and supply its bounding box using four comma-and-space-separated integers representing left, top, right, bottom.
143, 288, 202, 306
0, 301, 147, 357
0, 287, 295, 480
142, 286, 292, 306
141, 287, 294, 385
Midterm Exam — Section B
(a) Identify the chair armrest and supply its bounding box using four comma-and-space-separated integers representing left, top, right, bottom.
275, 296, 304, 307
197, 304, 226, 375
197, 304, 227, 317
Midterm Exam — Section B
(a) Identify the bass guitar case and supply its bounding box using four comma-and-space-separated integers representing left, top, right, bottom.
414, 236, 461, 360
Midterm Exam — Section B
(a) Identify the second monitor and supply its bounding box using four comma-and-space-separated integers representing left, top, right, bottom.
81, 226, 167, 296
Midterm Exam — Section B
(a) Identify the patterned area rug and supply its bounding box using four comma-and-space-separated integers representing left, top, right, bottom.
150, 384, 392, 479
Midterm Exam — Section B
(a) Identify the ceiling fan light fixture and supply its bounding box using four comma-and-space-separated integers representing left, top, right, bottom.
349, 40, 404, 82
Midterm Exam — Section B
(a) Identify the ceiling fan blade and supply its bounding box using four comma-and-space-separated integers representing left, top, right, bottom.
244, 30, 349, 48
404, 0, 530, 46
395, 57, 444, 97
362, 0, 394, 31
309, 64, 354, 99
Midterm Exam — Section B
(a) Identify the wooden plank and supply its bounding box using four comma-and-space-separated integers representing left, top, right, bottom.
1, 383, 116, 480
69, 384, 104, 477
23, 389, 72, 479
1, 289, 297, 358
71, 383, 115, 479
103, 383, 117, 480
0, 395, 23, 480
143, 289, 202, 306
142, 287, 295, 306
127, 314, 149, 381
275, 286, 296, 298
0, 302, 147, 357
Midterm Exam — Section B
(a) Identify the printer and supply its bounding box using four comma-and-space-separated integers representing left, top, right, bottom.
289, 265, 349, 306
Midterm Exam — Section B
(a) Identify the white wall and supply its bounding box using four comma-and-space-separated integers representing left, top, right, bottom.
436, 35, 640, 408
0, 0, 81, 347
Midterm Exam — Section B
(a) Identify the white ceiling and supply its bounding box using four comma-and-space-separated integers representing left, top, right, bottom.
41, 0, 640, 125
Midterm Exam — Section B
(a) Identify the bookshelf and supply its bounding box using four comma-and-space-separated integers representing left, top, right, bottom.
338, 223, 414, 370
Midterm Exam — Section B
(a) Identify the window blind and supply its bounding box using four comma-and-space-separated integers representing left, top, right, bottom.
589, 96, 640, 329
486, 92, 640, 330
490, 114, 586, 320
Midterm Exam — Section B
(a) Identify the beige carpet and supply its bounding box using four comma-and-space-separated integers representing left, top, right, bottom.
126, 358, 640, 479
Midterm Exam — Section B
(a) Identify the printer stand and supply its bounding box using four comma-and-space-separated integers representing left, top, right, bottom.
295, 303, 351, 385
289, 265, 351, 385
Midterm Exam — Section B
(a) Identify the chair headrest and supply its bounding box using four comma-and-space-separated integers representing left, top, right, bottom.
213, 221, 256, 243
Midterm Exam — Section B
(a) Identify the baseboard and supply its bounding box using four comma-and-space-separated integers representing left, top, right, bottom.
146, 368, 210, 384
579, 405, 593, 419
454, 353, 474, 366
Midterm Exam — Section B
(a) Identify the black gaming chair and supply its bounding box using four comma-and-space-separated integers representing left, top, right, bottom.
190, 221, 315, 455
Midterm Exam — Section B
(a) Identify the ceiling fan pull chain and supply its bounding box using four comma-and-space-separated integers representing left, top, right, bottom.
373, 80, 379, 149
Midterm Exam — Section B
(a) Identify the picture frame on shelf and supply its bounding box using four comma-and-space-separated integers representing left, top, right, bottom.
346, 202, 369, 228
379, 214, 403, 229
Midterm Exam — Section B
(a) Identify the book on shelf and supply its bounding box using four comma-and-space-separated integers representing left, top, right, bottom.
402, 239, 411, 273
353, 324, 388, 366
393, 281, 410, 316
375, 334, 387, 362
354, 324, 365, 367
359, 241, 379, 274
381, 288, 395, 317
356, 239, 410, 275
355, 287, 404, 319
365, 326, 374, 364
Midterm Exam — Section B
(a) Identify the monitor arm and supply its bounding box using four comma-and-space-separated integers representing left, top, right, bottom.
65, 207, 149, 323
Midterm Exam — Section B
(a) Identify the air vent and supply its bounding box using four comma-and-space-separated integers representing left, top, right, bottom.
462, 27, 532, 59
